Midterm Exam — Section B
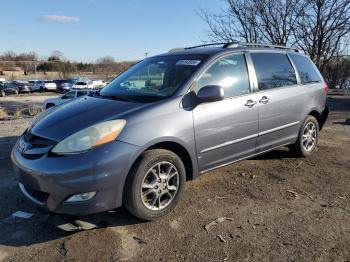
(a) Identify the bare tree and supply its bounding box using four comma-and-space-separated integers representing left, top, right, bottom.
200, 0, 303, 45
293, 0, 350, 72
96, 56, 117, 78
201, 0, 350, 74
323, 55, 350, 88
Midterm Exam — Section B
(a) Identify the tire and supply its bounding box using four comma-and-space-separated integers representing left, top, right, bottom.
123, 149, 186, 221
290, 115, 319, 157
40, 87, 44, 93
0, 90, 5, 97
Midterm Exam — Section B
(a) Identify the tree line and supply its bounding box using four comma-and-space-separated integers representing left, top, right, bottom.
0, 50, 136, 80
201, 0, 350, 88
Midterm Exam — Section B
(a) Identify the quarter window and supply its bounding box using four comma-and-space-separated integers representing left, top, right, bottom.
197, 54, 250, 98
251, 53, 297, 90
289, 54, 322, 84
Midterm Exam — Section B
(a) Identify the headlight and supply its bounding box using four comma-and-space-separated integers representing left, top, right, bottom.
51, 119, 126, 154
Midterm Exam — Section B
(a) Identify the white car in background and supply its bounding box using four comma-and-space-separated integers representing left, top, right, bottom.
72, 81, 93, 89
31, 80, 57, 92
91, 80, 106, 89
43, 89, 96, 109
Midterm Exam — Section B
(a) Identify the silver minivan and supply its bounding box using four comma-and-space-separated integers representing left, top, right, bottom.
12, 43, 329, 220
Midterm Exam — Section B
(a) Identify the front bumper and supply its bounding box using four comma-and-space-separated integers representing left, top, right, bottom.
12, 139, 143, 215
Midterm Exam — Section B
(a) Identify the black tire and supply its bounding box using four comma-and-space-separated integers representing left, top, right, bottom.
40, 87, 44, 93
123, 149, 186, 221
0, 90, 5, 97
290, 115, 319, 157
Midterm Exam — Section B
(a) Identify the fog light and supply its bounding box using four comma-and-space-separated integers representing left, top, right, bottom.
65, 192, 96, 203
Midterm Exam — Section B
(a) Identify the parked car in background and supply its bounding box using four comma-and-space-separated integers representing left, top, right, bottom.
30, 80, 57, 92
43, 89, 96, 109
44, 80, 57, 91
13, 80, 31, 93
53, 79, 74, 93
91, 80, 106, 89
72, 81, 93, 89
0, 82, 18, 97
0, 82, 19, 96
30, 80, 45, 92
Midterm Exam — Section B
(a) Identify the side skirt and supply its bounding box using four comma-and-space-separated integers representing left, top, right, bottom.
200, 142, 292, 174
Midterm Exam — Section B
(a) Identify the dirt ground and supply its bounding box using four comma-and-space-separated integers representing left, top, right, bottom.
0, 94, 349, 262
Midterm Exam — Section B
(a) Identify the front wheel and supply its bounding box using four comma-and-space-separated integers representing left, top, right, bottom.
123, 149, 186, 220
290, 115, 319, 157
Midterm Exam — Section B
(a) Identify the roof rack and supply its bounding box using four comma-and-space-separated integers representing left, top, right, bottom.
168, 42, 301, 53
168, 43, 226, 53
224, 42, 301, 52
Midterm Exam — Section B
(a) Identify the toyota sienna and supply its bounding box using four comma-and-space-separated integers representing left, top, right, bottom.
12, 43, 329, 220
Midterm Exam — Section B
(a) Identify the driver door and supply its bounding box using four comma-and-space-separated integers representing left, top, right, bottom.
193, 53, 259, 172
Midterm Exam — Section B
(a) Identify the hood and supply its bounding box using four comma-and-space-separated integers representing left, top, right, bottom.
30, 96, 150, 141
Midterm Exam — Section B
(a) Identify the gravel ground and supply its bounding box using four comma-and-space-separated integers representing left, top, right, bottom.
0, 94, 349, 262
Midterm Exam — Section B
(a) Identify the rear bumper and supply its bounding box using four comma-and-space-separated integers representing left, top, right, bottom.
12, 139, 143, 215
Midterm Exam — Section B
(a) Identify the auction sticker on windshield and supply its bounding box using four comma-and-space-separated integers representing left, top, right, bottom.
176, 60, 201, 66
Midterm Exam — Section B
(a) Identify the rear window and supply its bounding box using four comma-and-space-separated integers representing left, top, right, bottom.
251, 53, 297, 90
289, 54, 322, 84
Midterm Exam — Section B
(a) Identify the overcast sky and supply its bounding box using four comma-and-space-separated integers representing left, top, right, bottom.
0, 0, 226, 62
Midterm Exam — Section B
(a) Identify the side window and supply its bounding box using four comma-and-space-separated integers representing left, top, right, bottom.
61, 91, 75, 99
77, 91, 88, 97
197, 54, 250, 98
251, 53, 297, 90
289, 54, 322, 84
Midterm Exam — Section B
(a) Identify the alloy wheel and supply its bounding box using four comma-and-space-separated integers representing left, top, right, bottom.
141, 161, 179, 211
302, 122, 317, 151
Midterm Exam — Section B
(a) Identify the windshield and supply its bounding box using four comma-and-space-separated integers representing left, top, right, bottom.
100, 55, 208, 102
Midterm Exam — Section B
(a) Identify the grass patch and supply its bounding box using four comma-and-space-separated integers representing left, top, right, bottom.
0, 107, 7, 120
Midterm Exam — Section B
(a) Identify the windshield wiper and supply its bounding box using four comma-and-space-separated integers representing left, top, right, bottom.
100, 94, 132, 102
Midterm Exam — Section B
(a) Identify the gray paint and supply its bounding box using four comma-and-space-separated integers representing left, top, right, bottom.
12, 47, 328, 215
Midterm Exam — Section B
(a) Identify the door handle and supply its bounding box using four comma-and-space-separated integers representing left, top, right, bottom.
245, 99, 257, 107
259, 96, 270, 104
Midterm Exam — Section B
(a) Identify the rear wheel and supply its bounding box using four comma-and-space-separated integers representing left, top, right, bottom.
0, 90, 5, 97
290, 115, 319, 157
123, 149, 186, 220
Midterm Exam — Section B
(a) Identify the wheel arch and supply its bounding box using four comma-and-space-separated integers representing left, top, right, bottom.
308, 106, 329, 130
146, 141, 195, 181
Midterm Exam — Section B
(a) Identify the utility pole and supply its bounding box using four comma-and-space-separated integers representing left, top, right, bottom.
34, 63, 37, 81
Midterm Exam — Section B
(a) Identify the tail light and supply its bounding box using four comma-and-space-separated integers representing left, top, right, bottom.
323, 83, 329, 94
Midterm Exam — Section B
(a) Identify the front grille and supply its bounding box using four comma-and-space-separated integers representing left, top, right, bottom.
21, 131, 57, 159
24, 131, 56, 147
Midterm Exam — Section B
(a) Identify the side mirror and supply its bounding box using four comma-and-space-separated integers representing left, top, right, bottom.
197, 85, 224, 103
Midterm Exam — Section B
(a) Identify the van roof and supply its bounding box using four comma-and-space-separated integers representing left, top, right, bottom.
159, 42, 304, 57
